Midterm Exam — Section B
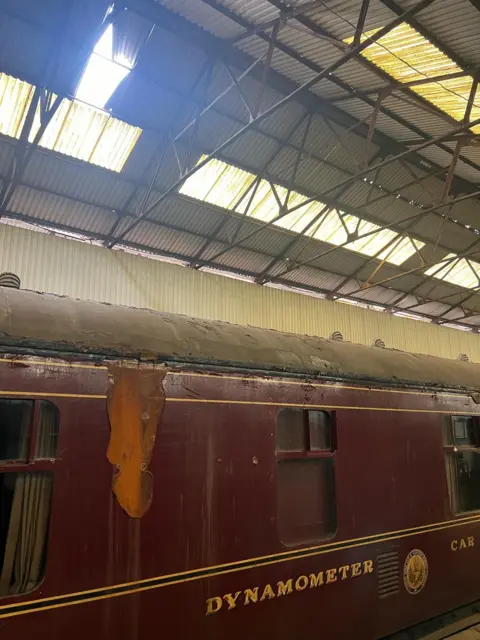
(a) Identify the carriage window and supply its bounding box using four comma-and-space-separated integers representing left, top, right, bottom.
276, 409, 337, 545
0, 400, 58, 596
444, 416, 480, 514
0, 401, 33, 462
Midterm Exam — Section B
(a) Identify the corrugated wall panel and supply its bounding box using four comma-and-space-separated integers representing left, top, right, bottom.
1, 223, 480, 362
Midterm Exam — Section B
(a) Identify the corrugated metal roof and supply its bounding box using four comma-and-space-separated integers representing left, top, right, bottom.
302, 0, 394, 41
380, 94, 455, 138
3, 0, 480, 323
340, 97, 416, 140
275, 23, 344, 71
335, 58, 389, 91
156, 0, 244, 38
0, 74, 34, 138
0, 138, 16, 176
22, 150, 133, 209
0, 72, 142, 171
112, 10, 154, 68
8, 185, 116, 235
219, 0, 280, 24
348, 23, 480, 133
394, 0, 480, 66
179, 155, 425, 265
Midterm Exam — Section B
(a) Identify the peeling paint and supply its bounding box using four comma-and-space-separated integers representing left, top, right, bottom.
107, 363, 166, 518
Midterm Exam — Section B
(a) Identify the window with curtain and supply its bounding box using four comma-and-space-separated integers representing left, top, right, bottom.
0, 400, 58, 596
276, 408, 337, 546
444, 415, 480, 514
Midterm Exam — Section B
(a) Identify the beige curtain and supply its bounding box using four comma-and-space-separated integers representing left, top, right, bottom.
35, 402, 59, 459
0, 400, 58, 595
445, 454, 459, 513
0, 473, 53, 595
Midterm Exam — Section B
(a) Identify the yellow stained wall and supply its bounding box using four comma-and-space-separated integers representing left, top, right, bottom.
0, 223, 479, 362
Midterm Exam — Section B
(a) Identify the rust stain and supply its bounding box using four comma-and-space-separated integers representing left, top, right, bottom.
107, 363, 166, 518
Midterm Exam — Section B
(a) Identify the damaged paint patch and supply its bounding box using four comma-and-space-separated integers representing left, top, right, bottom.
107, 363, 166, 518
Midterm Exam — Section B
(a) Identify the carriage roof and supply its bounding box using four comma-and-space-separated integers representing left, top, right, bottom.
1, 287, 480, 392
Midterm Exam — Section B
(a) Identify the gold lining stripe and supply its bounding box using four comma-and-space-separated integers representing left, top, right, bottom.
171, 371, 463, 398
0, 358, 471, 400
0, 359, 107, 370
0, 391, 106, 400
165, 397, 478, 415
1, 515, 480, 619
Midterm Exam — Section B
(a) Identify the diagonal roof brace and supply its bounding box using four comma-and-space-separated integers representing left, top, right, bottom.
109, 0, 438, 248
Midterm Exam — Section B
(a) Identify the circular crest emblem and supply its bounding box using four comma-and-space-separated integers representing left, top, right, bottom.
403, 549, 428, 595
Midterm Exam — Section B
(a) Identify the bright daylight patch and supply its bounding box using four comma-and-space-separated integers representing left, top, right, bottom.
345, 24, 480, 133
180, 157, 424, 266
425, 254, 480, 289
76, 24, 130, 110
0, 71, 141, 172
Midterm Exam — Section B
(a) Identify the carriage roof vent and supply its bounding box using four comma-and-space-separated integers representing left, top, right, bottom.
458, 353, 470, 362
373, 338, 386, 348
330, 331, 344, 341
0, 272, 20, 289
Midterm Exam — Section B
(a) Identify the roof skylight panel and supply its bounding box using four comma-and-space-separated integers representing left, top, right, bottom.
0, 72, 141, 172
345, 24, 480, 132
425, 254, 480, 289
181, 157, 425, 264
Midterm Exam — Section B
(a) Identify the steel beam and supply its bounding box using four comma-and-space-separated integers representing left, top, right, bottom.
223, 63, 254, 121
280, 112, 480, 219
2, 204, 477, 329
3, 0, 459, 197
7, 0, 478, 196
0, 88, 63, 214
378, 0, 476, 72
259, 187, 480, 285
264, 0, 480, 177
253, 19, 281, 118
442, 76, 479, 202
363, 89, 389, 168
189, 110, 312, 265
330, 71, 470, 102
103, 59, 216, 243
107, 0, 438, 248
353, 0, 371, 47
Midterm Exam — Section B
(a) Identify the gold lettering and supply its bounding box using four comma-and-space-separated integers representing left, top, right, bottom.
208, 555, 376, 614
468, 536, 475, 548
460, 538, 467, 549
309, 572, 325, 588
295, 575, 309, 591
244, 587, 259, 605
451, 539, 458, 551
326, 568, 337, 584
206, 597, 223, 616
277, 580, 293, 597
223, 592, 242, 610
363, 560, 374, 574
260, 584, 276, 601
339, 565, 350, 580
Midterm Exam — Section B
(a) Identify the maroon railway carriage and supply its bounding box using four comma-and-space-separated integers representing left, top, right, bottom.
1, 287, 480, 639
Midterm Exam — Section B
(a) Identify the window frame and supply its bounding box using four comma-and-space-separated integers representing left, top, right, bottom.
0, 399, 59, 473
276, 409, 337, 461
275, 408, 338, 545
443, 414, 480, 516
0, 397, 59, 597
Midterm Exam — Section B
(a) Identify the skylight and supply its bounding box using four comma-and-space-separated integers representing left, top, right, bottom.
346, 24, 480, 132
76, 24, 131, 110
425, 254, 480, 289
0, 73, 141, 172
180, 157, 424, 266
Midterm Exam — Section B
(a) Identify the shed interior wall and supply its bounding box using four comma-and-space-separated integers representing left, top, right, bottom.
0, 224, 479, 362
